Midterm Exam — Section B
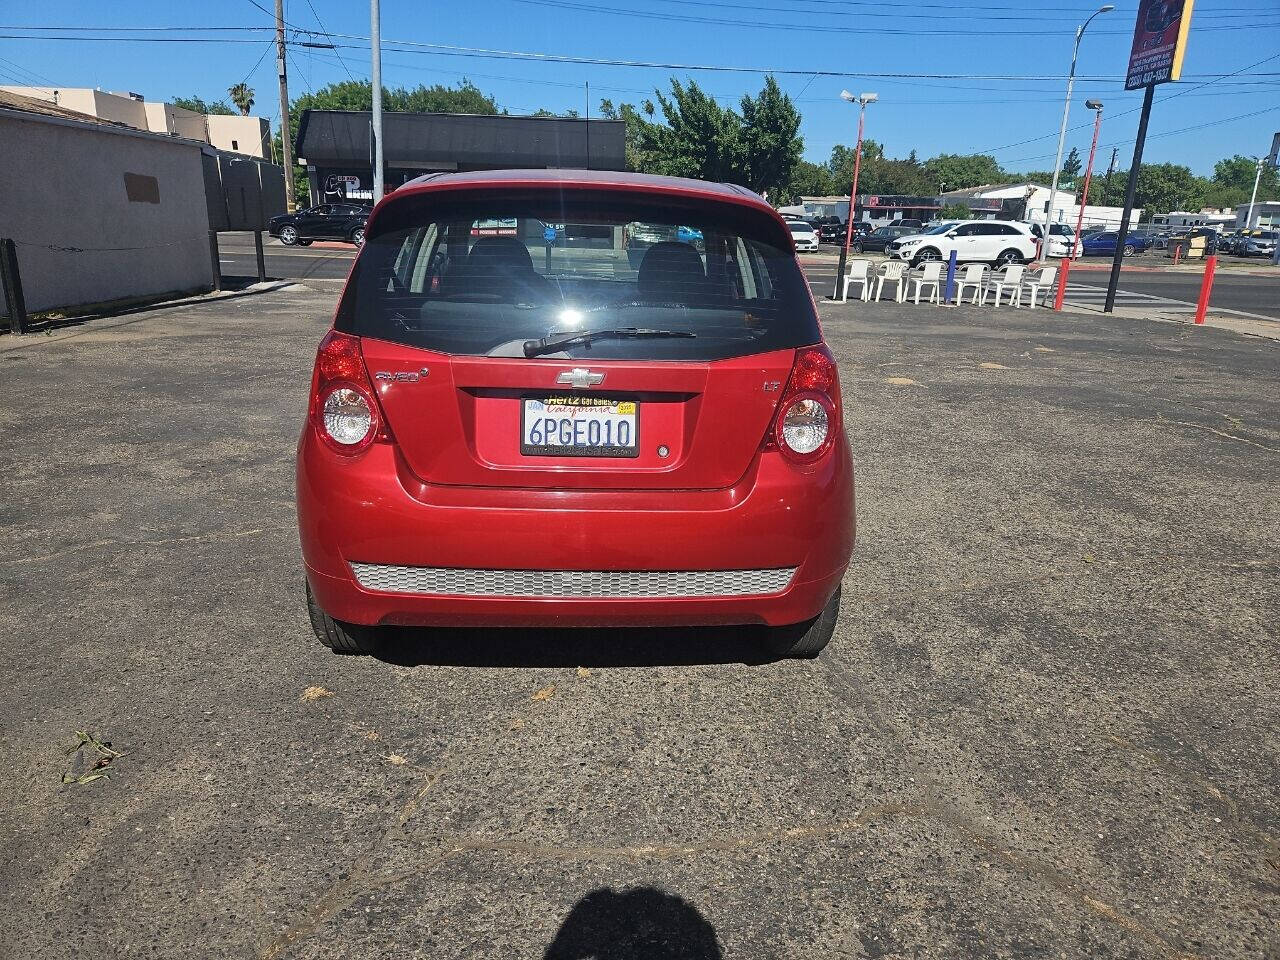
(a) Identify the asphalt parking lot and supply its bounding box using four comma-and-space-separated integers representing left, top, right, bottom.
2, 285, 1277, 958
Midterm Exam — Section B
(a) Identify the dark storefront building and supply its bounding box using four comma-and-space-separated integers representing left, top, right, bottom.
294, 110, 627, 205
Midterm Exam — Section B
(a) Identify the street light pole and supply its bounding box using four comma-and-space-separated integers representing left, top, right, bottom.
1071, 101, 1104, 258
1045, 5, 1113, 239
832, 91, 877, 300
1245, 157, 1265, 228
370, 0, 385, 203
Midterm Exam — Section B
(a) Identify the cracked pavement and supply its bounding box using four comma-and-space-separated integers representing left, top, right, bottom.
1, 286, 1277, 959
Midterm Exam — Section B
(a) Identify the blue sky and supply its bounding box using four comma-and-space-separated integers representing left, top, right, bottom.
2, 0, 1279, 177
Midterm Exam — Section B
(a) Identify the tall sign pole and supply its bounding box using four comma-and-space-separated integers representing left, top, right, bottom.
275, 0, 295, 211
1104, 0, 1196, 313
371, 0, 385, 203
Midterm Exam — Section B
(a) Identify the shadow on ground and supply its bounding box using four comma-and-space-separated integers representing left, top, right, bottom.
544, 887, 722, 960
369, 623, 781, 668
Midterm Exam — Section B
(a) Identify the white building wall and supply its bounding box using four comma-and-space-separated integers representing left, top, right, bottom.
206, 115, 271, 158
0, 108, 214, 312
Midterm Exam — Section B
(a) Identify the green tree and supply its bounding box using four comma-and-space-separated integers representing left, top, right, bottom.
647, 78, 743, 183
786, 159, 837, 200
1061, 147, 1082, 182
1205, 155, 1279, 207
939, 202, 972, 220
1132, 163, 1208, 215
737, 76, 803, 200
598, 98, 664, 172
172, 94, 233, 115
923, 153, 1003, 191
227, 83, 255, 116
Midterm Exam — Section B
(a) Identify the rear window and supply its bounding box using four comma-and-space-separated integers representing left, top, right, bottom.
336, 189, 820, 361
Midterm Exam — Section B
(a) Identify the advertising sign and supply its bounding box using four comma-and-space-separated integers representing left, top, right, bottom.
1125, 0, 1196, 90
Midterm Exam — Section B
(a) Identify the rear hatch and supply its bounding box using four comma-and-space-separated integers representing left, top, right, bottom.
338, 186, 821, 491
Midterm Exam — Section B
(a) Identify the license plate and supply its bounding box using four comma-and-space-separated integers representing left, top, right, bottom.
521, 395, 639, 458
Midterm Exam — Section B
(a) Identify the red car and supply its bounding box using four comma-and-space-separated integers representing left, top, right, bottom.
297, 169, 855, 658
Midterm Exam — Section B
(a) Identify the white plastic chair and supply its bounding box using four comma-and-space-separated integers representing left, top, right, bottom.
839, 258, 871, 302
873, 261, 907, 303
1019, 265, 1057, 309
954, 263, 988, 304
981, 264, 1026, 307
907, 261, 944, 305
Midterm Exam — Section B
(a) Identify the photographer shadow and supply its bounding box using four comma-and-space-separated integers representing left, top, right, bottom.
545, 886, 722, 960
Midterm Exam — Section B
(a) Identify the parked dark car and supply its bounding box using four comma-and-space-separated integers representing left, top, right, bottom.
1080, 231, 1152, 257
852, 225, 920, 253
889, 218, 923, 228
269, 203, 370, 246
817, 221, 871, 244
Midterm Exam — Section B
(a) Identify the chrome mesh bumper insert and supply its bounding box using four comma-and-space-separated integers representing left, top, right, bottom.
348, 563, 797, 598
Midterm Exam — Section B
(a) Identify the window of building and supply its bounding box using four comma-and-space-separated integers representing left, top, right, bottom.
231, 140, 239, 150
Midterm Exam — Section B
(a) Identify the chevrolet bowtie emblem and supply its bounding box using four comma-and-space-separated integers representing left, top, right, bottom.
556, 368, 606, 389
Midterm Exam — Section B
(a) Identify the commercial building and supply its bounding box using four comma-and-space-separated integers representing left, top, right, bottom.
0, 89, 284, 317
0, 89, 214, 312
0, 85, 271, 158
1235, 200, 1280, 229
781, 194, 941, 228
293, 110, 626, 204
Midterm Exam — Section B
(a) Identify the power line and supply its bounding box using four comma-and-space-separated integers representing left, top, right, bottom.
497, 0, 1280, 36
999, 105, 1280, 167
970, 50, 1280, 156
300, 0, 359, 82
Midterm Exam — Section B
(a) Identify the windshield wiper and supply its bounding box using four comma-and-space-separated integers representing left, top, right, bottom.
523, 327, 695, 358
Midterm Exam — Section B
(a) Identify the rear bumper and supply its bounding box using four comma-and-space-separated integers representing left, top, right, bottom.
297, 431, 855, 628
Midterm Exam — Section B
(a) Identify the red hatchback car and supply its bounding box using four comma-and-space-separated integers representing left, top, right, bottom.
297, 170, 855, 658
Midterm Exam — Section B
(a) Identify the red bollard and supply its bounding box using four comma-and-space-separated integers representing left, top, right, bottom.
1172, 242, 1181, 266
1053, 256, 1070, 311
1194, 255, 1217, 325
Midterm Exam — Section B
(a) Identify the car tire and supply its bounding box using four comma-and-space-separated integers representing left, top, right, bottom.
279, 225, 299, 246
350, 227, 365, 246
912, 247, 941, 265
306, 581, 380, 655
769, 588, 841, 659
1122, 243, 1136, 257
851, 242, 864, 254
996, 249, 1023, 266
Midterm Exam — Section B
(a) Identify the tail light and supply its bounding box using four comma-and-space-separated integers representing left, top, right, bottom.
768, 345, 841, 465
309, 330, 390, 454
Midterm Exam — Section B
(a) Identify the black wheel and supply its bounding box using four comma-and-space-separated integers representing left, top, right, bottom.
1122, 243, 1136, 257
306, 581, 380, 655
769, 588, 841, 659
350, 227, 365, 246
913, 247, 941, 264
851, 241, 864, 254
996, 248, 1023, 266
279, 225, 299, 246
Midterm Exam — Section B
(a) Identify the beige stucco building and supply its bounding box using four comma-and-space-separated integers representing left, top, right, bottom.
0, 86, 270, 157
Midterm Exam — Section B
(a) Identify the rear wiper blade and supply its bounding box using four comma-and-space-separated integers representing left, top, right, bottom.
523, 327, 695, 358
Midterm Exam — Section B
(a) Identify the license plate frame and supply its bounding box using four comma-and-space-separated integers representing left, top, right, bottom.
520, 394, 640, 458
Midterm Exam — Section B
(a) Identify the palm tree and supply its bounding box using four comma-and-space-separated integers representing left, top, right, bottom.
228, 83, 255, 116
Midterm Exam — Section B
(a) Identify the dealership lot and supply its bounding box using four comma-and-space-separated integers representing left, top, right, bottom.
1, 286, 1277, 958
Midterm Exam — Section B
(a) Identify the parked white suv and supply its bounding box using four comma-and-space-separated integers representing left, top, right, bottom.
888, 220, 1038, 266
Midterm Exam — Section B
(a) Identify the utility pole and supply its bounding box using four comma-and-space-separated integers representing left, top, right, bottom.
371, 0, 384, 203
275, 0, 295, 211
